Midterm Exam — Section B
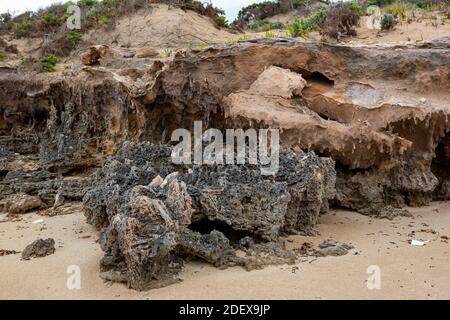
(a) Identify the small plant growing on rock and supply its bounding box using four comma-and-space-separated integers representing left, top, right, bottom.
14, 21, 32, 37
381, 13, 396, 30
287, 16, 312, 37
65, 31, 82, 44
308, 7, 328, 28
238, 35, 252, 42
41, 12, 60, 26
216, 15, 229, 28
286, 7, 327, 38
40, 54, 58, 72
97, 15, 110, 26
265, 30, 274, 38
162, 48, 173, 58
198, 42, 206, 50
76, 0, 98, 6
250, 20, 285, 32
384, 1, 408, 19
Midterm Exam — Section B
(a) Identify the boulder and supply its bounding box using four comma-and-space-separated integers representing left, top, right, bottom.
83, 142, 335, 290
0, 193, 43, 215
248, 66, 307, 98
80, 45, 135, 65
21, 238, 55, 260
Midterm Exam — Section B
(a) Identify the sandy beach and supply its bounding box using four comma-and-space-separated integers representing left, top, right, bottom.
1, 202, 449, 300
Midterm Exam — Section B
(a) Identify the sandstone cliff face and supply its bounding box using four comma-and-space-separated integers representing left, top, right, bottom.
0, 37, 449, 289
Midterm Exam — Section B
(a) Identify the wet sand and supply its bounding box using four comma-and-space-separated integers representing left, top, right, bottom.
0, 202, 449, 300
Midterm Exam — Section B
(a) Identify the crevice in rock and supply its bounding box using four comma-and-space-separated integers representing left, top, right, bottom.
432, 133, 450, 200
188, 218, 261, 245
334, 161, 369, 175
0, 170, 9, 181
303, 71, 335, 86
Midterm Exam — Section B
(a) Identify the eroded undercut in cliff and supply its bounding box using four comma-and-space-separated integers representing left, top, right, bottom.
188, 218, 258, 244
302, 71, 335, 86
432, 133, 450, 200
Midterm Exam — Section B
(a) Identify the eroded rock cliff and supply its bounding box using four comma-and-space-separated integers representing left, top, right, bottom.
1, 37, 449, 289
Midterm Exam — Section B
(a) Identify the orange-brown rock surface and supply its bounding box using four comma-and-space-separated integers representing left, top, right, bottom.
1, 37, 450, 212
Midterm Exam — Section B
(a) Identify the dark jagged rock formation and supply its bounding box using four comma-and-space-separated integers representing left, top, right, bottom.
21, 238, 55, 260
83, 142, 334, 290
183, 150, 335, 238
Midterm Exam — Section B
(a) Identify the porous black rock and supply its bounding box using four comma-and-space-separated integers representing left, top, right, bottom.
83, 142, 336, 290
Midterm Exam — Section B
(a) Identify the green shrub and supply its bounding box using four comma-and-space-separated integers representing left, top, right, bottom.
308, 7, 328, 28
270, 21, 285, 29
65, 31, 82, 44
250, 20, 285, 32
235, 1, 282, 26
98, 15, 109, 25
162, 48, 173, 58
367, 0, 395, 6
40, 54, 58, 72
192, 0, 204, 11
292, 0, 307, 9
422, 2, 438, 11
14, 21, 32, 36
41, 13, 60, 26
383, 1, 408, 19
265, 30, 274, 38
77, 0, 98, 7
64, 1, 75, 9
287, 7, 328, 37
102, 0, 118, 6
238, 35, 252, 42
381, 13, 396, 29
216, 15, 229, 28
345, 0, 365, 16
287, 17, 312, 37
262, 22, 272, 31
